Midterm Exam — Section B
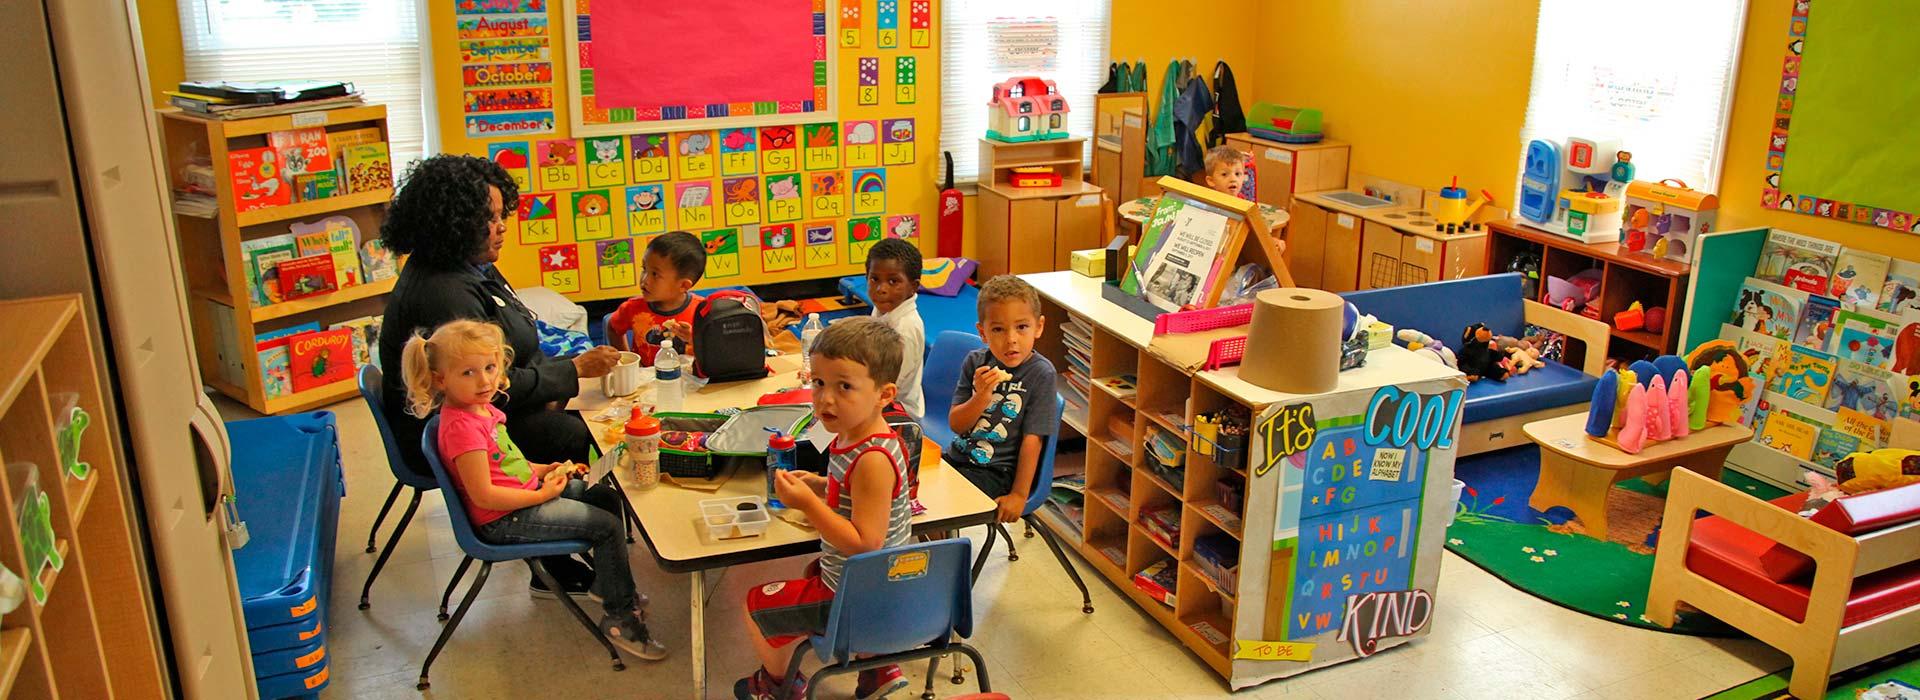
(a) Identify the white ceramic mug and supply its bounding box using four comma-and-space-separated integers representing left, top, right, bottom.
602, 351, 643, 397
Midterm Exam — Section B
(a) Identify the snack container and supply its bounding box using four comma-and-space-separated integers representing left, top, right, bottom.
699, 496, 771, 540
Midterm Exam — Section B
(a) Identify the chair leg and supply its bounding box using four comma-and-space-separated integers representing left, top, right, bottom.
1029, 514, 1094, 614
1023, 522, 1034, 539
364, 482, 403, 553
971, 524, 1000, 582
418, 561, 491, 690
359, 489, 421, 610
995, 523, 1019, 561
783, 641, 813, 698
438, 556, 475, 622
954, 643, 993, 693
531, 558, 625, 672
921, 654, 941, 700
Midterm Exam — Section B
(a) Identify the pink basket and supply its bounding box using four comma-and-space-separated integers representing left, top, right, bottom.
1203, 336, 1247, 370
1152, 303, 1256, 336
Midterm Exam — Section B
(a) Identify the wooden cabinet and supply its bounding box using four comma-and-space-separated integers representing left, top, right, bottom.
1486, 220, 1691, 359
1291, 188, 1489, 293
1358, 220, 1489, 290
977, 137, 1106, 277
1222, 133, 1350, 208
1092, 108, 1147, 207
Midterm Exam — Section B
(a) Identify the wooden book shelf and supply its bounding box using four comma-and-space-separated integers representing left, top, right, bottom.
1485, 220, 1690, 361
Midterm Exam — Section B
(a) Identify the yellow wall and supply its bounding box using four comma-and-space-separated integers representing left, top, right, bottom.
136, 0, 182, 107
1109, 0, 1263, 108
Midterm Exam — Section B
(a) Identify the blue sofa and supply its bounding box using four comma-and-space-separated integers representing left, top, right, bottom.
1340, 273, 1611, 456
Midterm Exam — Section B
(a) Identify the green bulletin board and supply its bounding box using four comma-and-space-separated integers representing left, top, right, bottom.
1764, 0, 1920, 234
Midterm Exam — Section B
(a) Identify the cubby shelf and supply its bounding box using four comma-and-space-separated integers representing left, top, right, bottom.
1485, 220, 1690, 360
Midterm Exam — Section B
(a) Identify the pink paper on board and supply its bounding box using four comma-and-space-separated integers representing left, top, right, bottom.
593, 0, 816, 110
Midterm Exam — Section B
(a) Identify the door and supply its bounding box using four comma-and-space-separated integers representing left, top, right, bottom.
1053, 192, 1105, 271
1321, 208, 1363, 292
1286, 200, 1327, 289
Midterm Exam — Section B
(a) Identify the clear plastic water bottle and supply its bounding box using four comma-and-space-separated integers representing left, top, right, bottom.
800, 313, 824, 378
654, 339, 684, 413
765, 429, 797, 509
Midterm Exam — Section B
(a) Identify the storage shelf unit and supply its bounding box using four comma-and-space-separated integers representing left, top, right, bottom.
976, 137, 1106, 278
159, 105, 397, 415
0, 296, 165, 699
1486, 220, 1690, 362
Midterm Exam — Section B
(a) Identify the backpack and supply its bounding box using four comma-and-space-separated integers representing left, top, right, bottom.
691, 290, 770, 382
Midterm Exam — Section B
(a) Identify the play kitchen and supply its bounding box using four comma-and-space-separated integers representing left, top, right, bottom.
1287, 175, 1498, 293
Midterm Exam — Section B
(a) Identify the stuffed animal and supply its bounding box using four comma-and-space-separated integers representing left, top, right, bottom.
1397, 329, 1457, 369
1456, 323, 1509, 382
1833, 449, 1920, 495
1799, 471, 1845, 516
1494, 335, 1542, 375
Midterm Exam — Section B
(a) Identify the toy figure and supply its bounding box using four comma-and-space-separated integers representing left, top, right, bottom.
57, 405, 91, 480
1833, 449, 1920, 494
1610, 151, 1635, 185
1689, 369, 1712, 430
1647, 376, 1672, 441
19, 486, 62, 605
1799, 471, 1845, 516
1397, 329, 1457, 369
1669, 371, 1691, 439
1687, 341, 1755, 425
1613, 368, 1638, 429
1457, 323, 1509, 382
1618, 384, 1648, 453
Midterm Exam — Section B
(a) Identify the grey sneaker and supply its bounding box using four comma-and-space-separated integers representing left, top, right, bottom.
600, 611, 669, 661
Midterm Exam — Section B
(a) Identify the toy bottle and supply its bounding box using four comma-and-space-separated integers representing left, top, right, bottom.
654, 339, 684, 413
1689, 371, 1712, 431
1586, 370, 1617, 437
800, 313, 824, 379
765, 429, 797, 510
1618, 384, 1648, 454
1646, 376, 1671, 441
624, 408, 662, 490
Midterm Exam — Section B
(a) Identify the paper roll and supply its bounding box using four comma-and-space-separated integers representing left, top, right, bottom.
1239, 288, 1345, 394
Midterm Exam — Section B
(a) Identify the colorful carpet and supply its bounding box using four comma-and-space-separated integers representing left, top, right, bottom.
1445, 445, 1788, 636
1704, 646, 1920, 699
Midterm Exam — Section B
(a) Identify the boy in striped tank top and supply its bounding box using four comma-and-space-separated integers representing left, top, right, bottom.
738, 317, 915, 700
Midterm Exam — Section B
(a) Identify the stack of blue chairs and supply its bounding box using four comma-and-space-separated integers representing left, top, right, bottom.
229, 412, 345, 699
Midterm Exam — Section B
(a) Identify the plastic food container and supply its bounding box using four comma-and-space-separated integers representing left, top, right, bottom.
699, 496, 771, 541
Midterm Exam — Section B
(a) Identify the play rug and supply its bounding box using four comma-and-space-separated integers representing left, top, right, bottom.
1703, 646, 1920, 699
1445, 444, 1788, 635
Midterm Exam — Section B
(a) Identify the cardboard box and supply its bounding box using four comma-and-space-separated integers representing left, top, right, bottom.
1070, 248, 1106, 277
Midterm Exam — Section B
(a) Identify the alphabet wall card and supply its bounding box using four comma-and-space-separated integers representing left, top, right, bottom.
761, 224, 798, 272
625, 184, 666, 236
844, 121, 880, 167
583, 136, 627, 188
722, 176, 762, 226
808, 171, 847, 219
877, 0, 899, 48
759, 125, 800, 174
674, 131, 716, 180
803, 123, 840, 171
886, 213, 920, 239
571, 190, 615, 241
804, 222, 839, 268
488, 142, 532, 192
702, 228, 741, 278
908, 0, 930, 48
518, 192, 559, 244
535, 139, 581, 190
848, 216, 884, 263
881, 118, 916, 166
858, 57, 880, 106
839, 0, 860, 47
720, 127, 759, 177
894, 57, 918, 104
596, 239, 636, 289
538, 243, 580, 292
629, 134, 670, 183
765, 173, 804, 223
851, 168, 887, 215
675, 181, 715, 230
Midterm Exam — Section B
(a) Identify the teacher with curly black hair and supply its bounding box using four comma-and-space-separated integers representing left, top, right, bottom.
377, 154, 619, 477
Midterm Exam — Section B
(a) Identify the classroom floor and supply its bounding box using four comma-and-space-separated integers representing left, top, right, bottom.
232, 397, 1797, 699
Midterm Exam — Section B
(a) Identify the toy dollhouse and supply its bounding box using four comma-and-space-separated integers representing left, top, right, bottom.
986, 76, 1070, 142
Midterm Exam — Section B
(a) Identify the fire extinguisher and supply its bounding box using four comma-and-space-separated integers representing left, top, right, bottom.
937, 151, 964, 258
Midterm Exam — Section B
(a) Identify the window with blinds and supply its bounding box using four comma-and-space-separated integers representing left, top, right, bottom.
177, 0, 428, 172
1518, 0, 1747, 195
940, 0, 1110, 183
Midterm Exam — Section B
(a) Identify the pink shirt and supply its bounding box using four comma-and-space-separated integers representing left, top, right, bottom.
436, 405, 538, 526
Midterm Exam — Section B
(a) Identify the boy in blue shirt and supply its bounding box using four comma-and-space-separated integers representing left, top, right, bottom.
944, 275, 1058, 523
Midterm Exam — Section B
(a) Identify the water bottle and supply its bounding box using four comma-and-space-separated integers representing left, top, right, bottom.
765, 429, 797, 510
654, 339, 684, 413
800, 313, 824, 378
623, 407, 661, 490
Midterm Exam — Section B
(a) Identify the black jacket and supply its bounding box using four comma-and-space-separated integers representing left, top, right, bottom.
378, 261, 579, 475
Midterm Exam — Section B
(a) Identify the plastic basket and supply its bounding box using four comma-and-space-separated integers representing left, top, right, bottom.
1202, 336, 1247, 370
1152, 303, 1254, 336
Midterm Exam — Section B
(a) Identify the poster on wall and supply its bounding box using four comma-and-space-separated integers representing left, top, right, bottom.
803, 123, 840, 171
877, 0, 899, 49
908, 0, 931, 48
571, 190, 615, 241
517, 193, 559, 244
851, 168, 887, 215
703, 228, 742, 278
538, 243, 580, 292
720, 128, 759, 177
844, 121, 880, 167
894, 57, 918, 104
629, 134, 671, 183
881, 118, 915, 166
536, 140, 581, 190
583, 136, 628, 188
625, 184, 667, 236
839, 0, 861, 47
766, 174, 804, 224
848, 216, 883, 263
761, 224, 799, 272
676, 181, 715, 230
489, 142, 532, 191
456, 1, 554, 137
760, 125, 800, 174
804, 222, 839, 268
675, 131, 717, 180
722, 177, 762, 226
858, 57, 881, 106
596, 239, 636, 289
808, 171, 846, 219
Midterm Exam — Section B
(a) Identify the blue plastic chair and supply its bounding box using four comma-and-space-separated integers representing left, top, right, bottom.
969, 395, 1093, 615
780, 539, 993, 700
921, 331, 986, 451
356, 365, 444, 611
415, 415, 626, 689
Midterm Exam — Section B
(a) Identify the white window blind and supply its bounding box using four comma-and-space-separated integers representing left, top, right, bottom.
1518, 0, 1746, 195
941, 0, 1110, 183
178, 0, 427, 172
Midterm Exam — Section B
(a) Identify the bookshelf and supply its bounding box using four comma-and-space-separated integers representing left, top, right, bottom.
1485, 220, 1691, 363
159, 104, 397, 415
0, 295, 166, 699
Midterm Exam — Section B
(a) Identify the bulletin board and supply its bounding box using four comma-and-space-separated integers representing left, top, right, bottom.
434, 0, 938, 303
1763, 0, 1920, 235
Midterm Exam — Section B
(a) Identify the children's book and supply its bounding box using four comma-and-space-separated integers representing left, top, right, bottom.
360, 237, 397, 282
326, 127, 382, 168
1720, 323, 1790, 381
1731, 277, 1805, 340
1811, 426, 1862, 470
331, 316, 379, 370
1832, 308, 1904, 369
1835, 407, 1891, 448
1878, 258, 1920, 315
288, 327, 355, 393
277, 254, 337, 301
1794, 294, 1842, 353
343, 142, 393, 194
294, 171, 339, 202
253, 322, 319, 400
1756, 411, 1819, 460
1826, 360, 1902, 422
1755, 230, 1841, 293
1830, 249, 1891, 308
1769, 345, 1837, 405
269, 127, 333, 182
292, 215, 362, 288
240, 233, 296, 306
294, 229, 330, 258
227, 147, 289, 212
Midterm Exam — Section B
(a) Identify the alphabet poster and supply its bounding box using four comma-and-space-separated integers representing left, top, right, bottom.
848, 216, 883, 263
766, 173, 804, 223
885, 214, 919, 239
720, 127, 758, 177
629, 134, 670, 183
489, 142, 532, 192
570, 190, 614, 240
881, 118, 915, 166
625, 184, 666, 236
851, 168, 887, 215
536, 139, 580, 190
517, 193, 559, 244
759, 125, 800, 174
803, 123, 840, 171
762, 224, 798, 272
675, 131, 716, 179
844, 121, 880, 167
804, 222, 839, 268
722, 176, 761, 226
702, 228, 741, 278
808, 171, 846, 219
583, 136, 626, 188
675, 181, 714, 230
538, 243, 580, 292
595, 239, 635, 288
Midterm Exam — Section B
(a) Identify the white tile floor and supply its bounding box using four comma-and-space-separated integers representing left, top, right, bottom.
242, 398, 1793, 699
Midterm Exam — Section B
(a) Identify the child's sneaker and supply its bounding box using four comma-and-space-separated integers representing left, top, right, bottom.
733, 668, 806, 700
855, 665, 908, 699
599, 611, 668, 661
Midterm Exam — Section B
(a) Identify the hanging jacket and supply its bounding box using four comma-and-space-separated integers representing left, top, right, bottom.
1172, 66, 1214, 178
1208, 61, 1246, 148
1145, 59, 1180, 177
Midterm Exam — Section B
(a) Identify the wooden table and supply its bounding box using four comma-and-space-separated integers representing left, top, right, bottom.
575, 354, 996, 699
1524, 413, 1754, 540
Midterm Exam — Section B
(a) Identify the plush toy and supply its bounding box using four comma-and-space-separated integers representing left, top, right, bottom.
1586, 370, 1618, 437
1494, 335, 1543, 375
1686, 340, 1755, 426
1668, 371, 1691, 439
1612, 368, 1638, 429
1457, 323, 1510, 382
1397, 329, 1458, 369
1833, 449, 1920, 495
1799, 471, 1846, 516
1617, 383, 1649, 453
1646, 375, 1672, 441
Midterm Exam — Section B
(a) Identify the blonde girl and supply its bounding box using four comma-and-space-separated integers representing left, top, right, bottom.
401, 320, 667, 661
